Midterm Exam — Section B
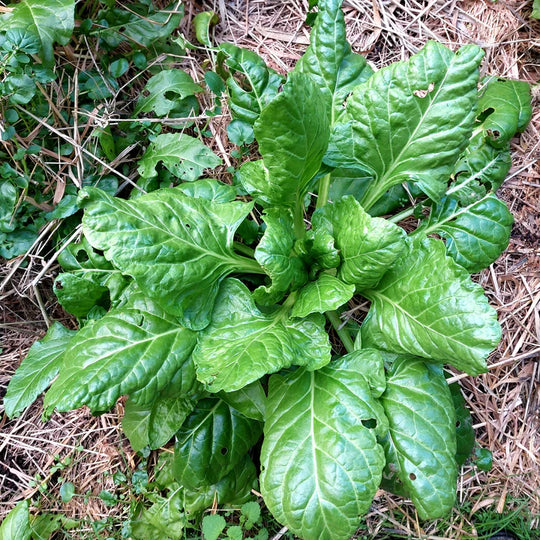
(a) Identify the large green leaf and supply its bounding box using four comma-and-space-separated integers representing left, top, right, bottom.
361, 237, 501, 375
219, 381, 266, 422
253, 208, 308, 304
312, 196, 407, 289
122, 393, 198, 452
326, 42, 484, 207
249, 72, 329, 208
380, 357, 458, 519
0, 0, 75, 66
219, 43, 282, 124
261, 351, 388, 540
194, 279, 331, 393
415, 194, 513, 273
295, 0, 373, 123
290, 274, 354, 318
137, 133, 222, 182
43, 294, 198, 414
177, 178, 237, 203
173, 397, 262, 488
130, 491, 184, 540
0, 500, 31, 540
135, 70, 202, 117
477, 78, 532, 148
4, 323, 75, 418
79, 187, 258, 330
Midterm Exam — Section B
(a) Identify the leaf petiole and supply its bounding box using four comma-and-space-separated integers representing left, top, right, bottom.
326, 310, 355, 354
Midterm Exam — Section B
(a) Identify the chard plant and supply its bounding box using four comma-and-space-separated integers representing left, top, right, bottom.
3, 0, 533, 538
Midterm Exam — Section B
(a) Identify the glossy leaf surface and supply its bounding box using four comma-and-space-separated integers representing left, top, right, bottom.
137, 133, 221, 181
79, 187, 255, 330
44, 294, 198, 414
261, 351, 388, 540
380, 358, 457, 519
362, 238, 501, 375
312, 196, 407, 289
174, 397, 262, 488
219, 381, 266, 422
4, 323, 75, 418
194, 279, 331, 393
449, 381, 475, 467
326, 42, 484, 205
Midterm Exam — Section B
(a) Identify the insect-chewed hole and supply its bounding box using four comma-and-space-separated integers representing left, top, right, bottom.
55, 281, 64, 290
413, 82, 435, 98
361, 418, 377, 429
478, 107, 494, 122
220, 447, 228, 455
409, 472, 417, 480
456, 420, 461, 428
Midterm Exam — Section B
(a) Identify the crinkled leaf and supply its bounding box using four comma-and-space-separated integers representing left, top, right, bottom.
253, 208, 308, 304
295, 0, 373, 123
135, 70, 202, 117
415, 194, 513, 273
0, 0, 75, 66
291, 274, 354, 318
261, 351, 388, 540
326, 42, 484, 206
174, 397, 262, 488
130, 491, 184, 540
137, 133, 222, 182
97, 3, 183, 48
361, 237, 501, 375
312, 196, 407, 289
219, 381, 266, 422
123, 393, 198, 452
44, 294, 198, 414
380, 357, 457, 519
79, 187, 255, 330
448, 381, 475, 467
54, 273, 109, 318
295, 227, 340, 275
0, 500, 31, 540
251, 72, 330, 208
219, 43, 282, 124
477, 78, 532, 148
449, 135, 511, 205
178, 178, 237, 203
4, 323, 76, 418
194, 279, 331, 393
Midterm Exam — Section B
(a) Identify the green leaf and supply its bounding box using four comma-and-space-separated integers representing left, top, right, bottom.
59, 482, 75, 503
0, 181, 17, 233
122, 392, 198, 452
202, 514, 226, 540
253, 208, 308, 304
130, 491, 184, 540
183, 458, 258, 516
79, 187, 256, 330
194, 279, 331, 393
295, 0, 373, 123
251, 72, 329, 208
473, 447, 493, 471
533, 0, 540, 18
43, 294, 198, 414
137, 133, 221, 182
174, 397, 262, 488
312, 196, 407, 289
30, 513, 77, 540
135, 70, 202, 117
261, 351, 388, 540
227, 119, 255, 146
193, 11, 218, 46
0, 501, 31, 540
109, 58, 129, 78
361, 237, 501, 375
97, 3, 183, 48
54, 273, 109, 318
219, 381, 266, 422
290, 274, 354, 318
415, 194, 513, 273
219, 43, 282, 124
0, 0, 75, 66
380, 357, 458, 520
477, 78, 532, 148
4, 323, 75, 418
448, 382, 475, 467
177, 178, 237, 203
326, 42, 484, 207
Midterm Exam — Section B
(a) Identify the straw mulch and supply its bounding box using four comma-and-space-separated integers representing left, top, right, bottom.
1, 0, 538, 537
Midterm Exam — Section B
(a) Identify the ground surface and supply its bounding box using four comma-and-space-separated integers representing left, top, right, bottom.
1, 0, 539, 538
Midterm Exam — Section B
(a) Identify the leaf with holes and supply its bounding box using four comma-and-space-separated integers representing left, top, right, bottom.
137, 133, 222, 182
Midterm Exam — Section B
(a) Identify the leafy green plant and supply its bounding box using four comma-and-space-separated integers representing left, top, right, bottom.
3, 1, 533, 539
